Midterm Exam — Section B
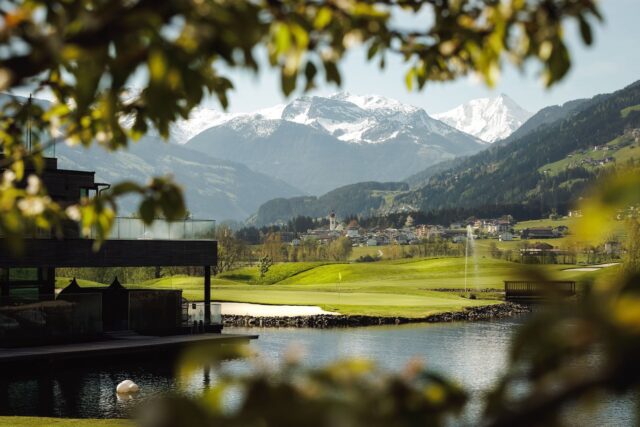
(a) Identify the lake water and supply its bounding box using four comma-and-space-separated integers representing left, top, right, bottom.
0, 316, 635, 425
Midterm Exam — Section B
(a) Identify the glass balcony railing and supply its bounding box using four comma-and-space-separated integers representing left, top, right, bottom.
91, 218, 216, 241
0, 218, 216, 240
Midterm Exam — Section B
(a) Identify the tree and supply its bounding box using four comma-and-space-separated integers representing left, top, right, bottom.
258, 255, 273, 279
328, 237, 353, 261
214, 224, 246, 274
236, 226, 261, 245
0, 0, 602, 247
488, 241, 502, 259
262, 232, 285, 262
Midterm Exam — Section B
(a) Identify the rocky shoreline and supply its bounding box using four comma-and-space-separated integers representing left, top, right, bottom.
222, 302, 529, 328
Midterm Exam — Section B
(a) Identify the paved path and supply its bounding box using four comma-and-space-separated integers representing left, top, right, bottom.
0, 333, 257, 365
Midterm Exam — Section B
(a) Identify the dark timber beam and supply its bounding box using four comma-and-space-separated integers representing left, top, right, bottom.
204, 265, 211, 325
0, 239, 217, 268
0, 269, 8, 300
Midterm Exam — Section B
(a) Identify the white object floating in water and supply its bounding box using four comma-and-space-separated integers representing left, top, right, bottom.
116, 379, 140, 394
116, 393, 134, 402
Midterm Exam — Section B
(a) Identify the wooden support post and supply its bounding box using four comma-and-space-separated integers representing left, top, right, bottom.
204, 265, 211, 325
0, 268, 9, 301
38, 267, 56, 299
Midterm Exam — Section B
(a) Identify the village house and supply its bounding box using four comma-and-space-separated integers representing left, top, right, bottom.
521, 227, 557, 239
520, 242, 574, 264
345, 220, 360, 238
499, 231, 514, 241
415, 224, 429, 239
426, 225, 445, 240
486, 219, 513, 235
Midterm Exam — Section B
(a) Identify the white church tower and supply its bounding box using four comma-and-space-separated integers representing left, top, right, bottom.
329, 211, 337, 231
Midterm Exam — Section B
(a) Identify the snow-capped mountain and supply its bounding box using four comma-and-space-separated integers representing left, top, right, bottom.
170, 107, 233, 144
170, 104, 286, 144
434, 94, 532, 143
179, 92, 472, 146
185, 93, 486, 194
280, 92, 463, 144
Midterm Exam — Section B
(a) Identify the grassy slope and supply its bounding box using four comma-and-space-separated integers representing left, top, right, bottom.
621, 104, 640, 118
540, 133, 640, 176
219, 262, 327, 285
513, 217, 575, 230
0, 417, 130, 427
83, 257, 608, 318
55, 277, 107, 288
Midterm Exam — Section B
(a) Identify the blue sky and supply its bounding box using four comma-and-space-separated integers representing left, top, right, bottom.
213, 0, 640, 115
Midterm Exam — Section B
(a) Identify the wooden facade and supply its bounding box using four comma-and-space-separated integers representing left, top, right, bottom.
504, 280, 576, 302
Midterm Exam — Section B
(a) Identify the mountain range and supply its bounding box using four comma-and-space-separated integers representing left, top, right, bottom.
3, 90, 539, 222
251, 81, 640, 225
55, 137, 303, 220
184, 93, 486, 195
397, 81, 640, 214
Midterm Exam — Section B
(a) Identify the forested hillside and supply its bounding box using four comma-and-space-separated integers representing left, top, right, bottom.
394, 81, 640, 215
251, 182, 408, 225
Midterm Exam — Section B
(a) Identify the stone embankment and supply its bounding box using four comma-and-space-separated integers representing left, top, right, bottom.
222, 303, 529, 328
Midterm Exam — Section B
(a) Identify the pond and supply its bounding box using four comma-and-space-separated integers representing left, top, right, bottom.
0, 316, 635, 425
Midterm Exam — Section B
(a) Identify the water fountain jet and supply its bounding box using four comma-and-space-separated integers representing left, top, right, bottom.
463, 225, 476, 295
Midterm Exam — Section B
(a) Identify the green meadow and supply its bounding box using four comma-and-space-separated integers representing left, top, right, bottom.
58, 257, 618, 318
0, 417, 130, 427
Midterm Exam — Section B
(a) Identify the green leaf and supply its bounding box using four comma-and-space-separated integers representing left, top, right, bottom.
281, 71, 296, 96
323, 61, 341, 86
367, 42, 379, 60
314, 7, 332, 29
139, 198, 156, 224
148, 50, 168, 83
110, 181, 142, 196
304, 61, 317, 91
405, 68, 416, 91
273, 23, 291, 54
579, 16, 593, 45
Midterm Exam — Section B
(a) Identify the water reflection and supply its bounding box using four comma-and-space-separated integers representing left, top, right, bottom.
0, 316, 635, 425
0, 360, 178, 418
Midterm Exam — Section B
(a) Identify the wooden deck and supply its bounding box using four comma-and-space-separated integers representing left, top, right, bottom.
0, 332, 257, 367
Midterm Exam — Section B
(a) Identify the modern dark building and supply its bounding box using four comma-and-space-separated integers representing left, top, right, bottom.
0, 154, 219, 346
521, 227, 557, 239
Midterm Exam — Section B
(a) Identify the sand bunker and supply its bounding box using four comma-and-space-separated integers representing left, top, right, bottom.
219, 302, 338, 317
563, 263, 619, 272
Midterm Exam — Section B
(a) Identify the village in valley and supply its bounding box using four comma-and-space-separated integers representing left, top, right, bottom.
257, 208, 625, 265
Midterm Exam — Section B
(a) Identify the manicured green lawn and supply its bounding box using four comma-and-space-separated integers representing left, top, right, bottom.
0, 417, 130, 427
124, 258, 614, 317
57, 256, 617, 318
219, 262, 328, 285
